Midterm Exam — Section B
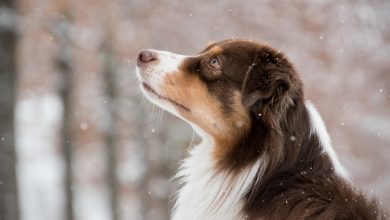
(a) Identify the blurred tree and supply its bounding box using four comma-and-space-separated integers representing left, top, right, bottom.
0, 0, 19, 219
53, 13, 75, 220
102, 39, 119, 220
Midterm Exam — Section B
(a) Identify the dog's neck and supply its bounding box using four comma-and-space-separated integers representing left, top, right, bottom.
172, 132, 267, 220
172, 100, 350, 220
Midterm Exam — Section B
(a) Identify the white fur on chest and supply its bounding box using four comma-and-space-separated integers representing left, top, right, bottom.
171, 102, 350, 220
172, 136, 264, 220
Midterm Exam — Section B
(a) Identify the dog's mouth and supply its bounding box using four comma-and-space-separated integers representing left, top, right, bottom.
141, 82, 191, 112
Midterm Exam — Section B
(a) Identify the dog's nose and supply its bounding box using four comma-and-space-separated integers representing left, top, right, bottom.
137, 50, 157, 66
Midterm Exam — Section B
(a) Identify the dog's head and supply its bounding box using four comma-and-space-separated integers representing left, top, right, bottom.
136, 39, 302, 159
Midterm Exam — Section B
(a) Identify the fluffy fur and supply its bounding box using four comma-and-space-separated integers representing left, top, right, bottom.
136, 39, 388, 220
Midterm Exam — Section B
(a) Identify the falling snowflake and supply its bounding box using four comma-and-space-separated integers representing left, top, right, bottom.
235, 121, 244, 128
80, 122, 88, 130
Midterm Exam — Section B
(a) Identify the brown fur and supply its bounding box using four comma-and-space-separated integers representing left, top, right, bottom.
145, 39, 388, 219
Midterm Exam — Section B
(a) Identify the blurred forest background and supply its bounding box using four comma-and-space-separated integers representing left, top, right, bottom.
0, 0, 389, 220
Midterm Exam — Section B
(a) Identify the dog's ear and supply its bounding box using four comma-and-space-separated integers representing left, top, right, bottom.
241, 48, 293, 119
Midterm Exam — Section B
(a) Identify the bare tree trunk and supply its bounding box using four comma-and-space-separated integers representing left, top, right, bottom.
53, 15, 74, 220
0, 0, 19, 219
102, 40, 119, 220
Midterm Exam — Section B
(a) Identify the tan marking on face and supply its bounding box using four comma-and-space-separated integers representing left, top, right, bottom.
162, 72, 251, 161
209, 46, 223, 55
206, 41, 216, 47
213, 91, 251, 160
162, 73, 223, 136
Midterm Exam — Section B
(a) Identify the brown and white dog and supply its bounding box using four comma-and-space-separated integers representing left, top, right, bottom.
135, 39, 387, 220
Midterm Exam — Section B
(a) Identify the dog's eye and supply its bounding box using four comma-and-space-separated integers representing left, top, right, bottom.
210, 58, 220, 69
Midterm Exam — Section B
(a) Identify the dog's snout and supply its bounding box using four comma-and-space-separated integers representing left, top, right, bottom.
137, 50, 157, 66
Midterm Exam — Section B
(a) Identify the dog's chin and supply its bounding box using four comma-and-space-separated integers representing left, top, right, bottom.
140, 82, 190, 119
140, 82, 168, 108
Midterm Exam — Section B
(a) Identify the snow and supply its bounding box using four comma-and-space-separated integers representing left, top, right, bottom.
16, 94, 112, 220
74, 184, 110, 220
13, 0, 390, 219
235, 120, 244, 128
80, 122, 89, 130
16, 94, 64, 220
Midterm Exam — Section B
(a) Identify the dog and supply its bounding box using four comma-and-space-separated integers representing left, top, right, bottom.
135, 39, 387, 220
